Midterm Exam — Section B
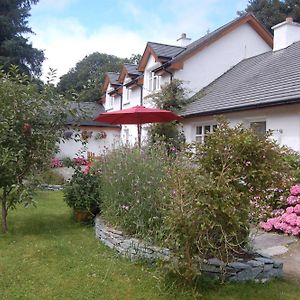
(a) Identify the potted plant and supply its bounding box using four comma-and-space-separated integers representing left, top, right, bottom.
95, 131, 107, 140
81, 130, 93, 140
63, 166, 102, 222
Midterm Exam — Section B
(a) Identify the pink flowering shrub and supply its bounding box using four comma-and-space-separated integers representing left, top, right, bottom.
73, 156, 88, 166
260, 184, 300, 236
51, 157, 63, 168
290, 184, 300, 196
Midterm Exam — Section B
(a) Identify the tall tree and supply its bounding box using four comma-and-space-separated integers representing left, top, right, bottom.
238, 0, 300, 33
57, 52, 140, 102
0, 0, 44, 76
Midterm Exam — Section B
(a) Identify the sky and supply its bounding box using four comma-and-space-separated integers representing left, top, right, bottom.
28, 0, 249, 81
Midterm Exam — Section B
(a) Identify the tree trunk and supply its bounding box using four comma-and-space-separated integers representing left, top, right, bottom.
1, 189, 8, 234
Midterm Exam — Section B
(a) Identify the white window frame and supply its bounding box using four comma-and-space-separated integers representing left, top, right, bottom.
123, 127, 129, 144
123, 87, 131, 105
148, 72, 161, 92
250, 120, 267, 136
195, 124, 217, 143
106, 95, 114, 110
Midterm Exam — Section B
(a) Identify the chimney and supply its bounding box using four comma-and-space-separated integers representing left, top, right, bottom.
272, 17, 300, 51
177, 33, 192, 47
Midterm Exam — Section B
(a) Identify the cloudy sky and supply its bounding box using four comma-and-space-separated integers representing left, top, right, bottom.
28, 0, 249, 81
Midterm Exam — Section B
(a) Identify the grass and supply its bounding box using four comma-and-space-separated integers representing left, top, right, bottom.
0, 191, 299, 300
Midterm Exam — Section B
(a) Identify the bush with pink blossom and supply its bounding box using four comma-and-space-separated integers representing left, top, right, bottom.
260, 184, 300, 236
73, 156, 88, 166
51, 157, 63, 168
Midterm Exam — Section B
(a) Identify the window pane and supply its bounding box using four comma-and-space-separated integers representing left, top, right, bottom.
204, 125, 211, 133
196, 126, 202, 135
196, 136, 203, 143
250, 121, 266, 136
153, 76, 157, 90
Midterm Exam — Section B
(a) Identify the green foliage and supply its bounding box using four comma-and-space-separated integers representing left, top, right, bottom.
239, 0, 300, 33
0, 66, 74, 232
38, 169, 65, 185
63, 168, 102, 213
161, 119, 292, 281
283, 148, 300, 183
6, 192, 300, 299
57, 52, 141, 102
147, 79, 188, 149
0, 0, 44, 76
100, 146, 170, 241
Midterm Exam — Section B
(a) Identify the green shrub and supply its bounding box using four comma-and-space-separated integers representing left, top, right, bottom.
283, 148, 300, 183
100, 145, 170, 241
63, 167, 101, 214
161, 119, 292, 281
39, 169, 65, 185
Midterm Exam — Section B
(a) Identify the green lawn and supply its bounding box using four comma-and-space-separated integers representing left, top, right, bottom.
0, 191, 300, 300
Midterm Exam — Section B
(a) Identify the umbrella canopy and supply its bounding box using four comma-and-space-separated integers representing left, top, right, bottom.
94, 105, 182, 147
94, 105, 182, 124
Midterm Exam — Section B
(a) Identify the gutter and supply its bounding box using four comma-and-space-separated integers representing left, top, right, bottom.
181, 98, 300, 119
153, 62, 173, 81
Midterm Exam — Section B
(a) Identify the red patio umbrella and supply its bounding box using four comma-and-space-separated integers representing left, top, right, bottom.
94, 105, 182, 148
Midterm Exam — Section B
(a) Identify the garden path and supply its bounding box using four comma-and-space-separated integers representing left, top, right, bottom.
251, 229, 300, 282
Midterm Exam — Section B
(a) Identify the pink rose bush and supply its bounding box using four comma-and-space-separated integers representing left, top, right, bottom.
260, 184, 300, 236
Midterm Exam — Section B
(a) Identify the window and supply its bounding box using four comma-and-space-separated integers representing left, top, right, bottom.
250, 121, 266, 136
148, 72, 161, 91
195, 124, 217, 143
123, 128, 129, 144
124, 88, 131, 105
107, 95, 114, 109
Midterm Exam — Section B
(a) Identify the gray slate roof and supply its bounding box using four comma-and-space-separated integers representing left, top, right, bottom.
66, 102, 119, 127
182, 41, 300, 117
107, 72, 121, 85
124, 63, 142, 76
148, 42, 185, 59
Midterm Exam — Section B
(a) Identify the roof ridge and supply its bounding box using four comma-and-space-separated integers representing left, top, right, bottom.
148, 41, 186, 49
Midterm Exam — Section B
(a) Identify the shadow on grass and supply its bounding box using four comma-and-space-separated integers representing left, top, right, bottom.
6, 212, 81, 237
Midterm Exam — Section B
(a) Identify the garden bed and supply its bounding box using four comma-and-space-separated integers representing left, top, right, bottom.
95, 216, 283, 282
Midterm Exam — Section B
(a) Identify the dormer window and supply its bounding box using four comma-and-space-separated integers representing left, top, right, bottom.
123, 87, 131, 105
149, 72, 161, 92
107, 95, 114, 110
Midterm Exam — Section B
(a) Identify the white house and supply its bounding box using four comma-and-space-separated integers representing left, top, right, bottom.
102, 13, 273, 146
181, 17, 300, 151
58, 102, 121, 159
101, 14, 300, 152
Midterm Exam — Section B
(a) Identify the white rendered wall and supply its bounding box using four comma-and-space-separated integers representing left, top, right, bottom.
104, 83, 122, 111
143, 55, 162, 99
58, 127, 121, 159
121, 81, 144, 146
273, 21, 300, 51
182, 104, 300, 151
174, 23, 272, 95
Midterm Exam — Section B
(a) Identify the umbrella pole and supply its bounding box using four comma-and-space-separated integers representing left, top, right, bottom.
137, 124, 141, 149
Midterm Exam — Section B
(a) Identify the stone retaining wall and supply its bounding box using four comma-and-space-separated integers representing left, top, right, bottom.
202, 257, 283, 282
95, 216, 170, 261
95, 216, 283, 282
40, 184, 63, 191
